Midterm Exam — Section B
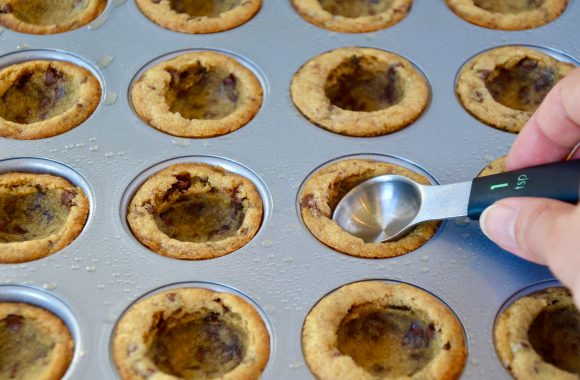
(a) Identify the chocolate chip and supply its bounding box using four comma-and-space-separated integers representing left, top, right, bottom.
172, 173, 191, 191
151, 0, 161, 3
61, 190, 77, 208
371, 363, 385, 374
44, 67, 61, 86
520, 59, 539, 70
478, 69, 492, 80
402, 321, 434, 349
4, 314, 24, 332
0, 4, 11, 13
534, 72, 555, 92
301, 194, 320, 213
388, 305, 411, 311
10, 225, 27, 235
221, 74, 238, 103
166, 292, 176, 302
443, 342, 451, 350
474, 90, 484, 103
519, 86, 531, 105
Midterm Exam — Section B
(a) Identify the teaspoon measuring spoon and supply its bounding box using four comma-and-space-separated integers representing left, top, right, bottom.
333, 160, 580, 243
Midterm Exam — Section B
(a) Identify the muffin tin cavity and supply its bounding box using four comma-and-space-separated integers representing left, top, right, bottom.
122, 156, 271, 260
169, 0, 242, 18
0, 285, 81, 380
0, 0, 107, 34
112, 282, 273, 380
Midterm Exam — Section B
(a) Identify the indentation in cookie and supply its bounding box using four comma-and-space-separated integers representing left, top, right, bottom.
485, 58, 556, 112
528, 305, 580, 375
336, 303, 437, 377
318, 0, 395, 18
325, 56, 404, 112
169, 0, 241, 18
0, 314, 54, 378
473, 0, 545, 14
0, 188, 73, 243
7, 0, 91, 26
0, 66, 79, 124
153, 173, 244, 242
164, 65, 239, 120
148, 309, 247, 378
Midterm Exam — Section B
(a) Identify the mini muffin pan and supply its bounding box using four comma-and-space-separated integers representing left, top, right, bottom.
0, 1, 578, 379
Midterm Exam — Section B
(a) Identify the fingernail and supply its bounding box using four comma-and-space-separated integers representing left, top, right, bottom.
480, 204, 518, 251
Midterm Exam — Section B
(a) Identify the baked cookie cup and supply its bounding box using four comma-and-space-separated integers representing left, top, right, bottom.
0, 302, 74, 380
127, 163, 263, 260
0, 60, 101, 140
291, 47, 429, 137
494, 287, 580, 379
136, 0, 261, 34
113, 288, 270, 380
131, 51, 262, 138
302, 281, 467, 380
0, 0, 106, 34
479, 156, 507, 177
300, 158, 438, 258
291, 0, 412, 33
446, 0, 568, 30
456, 46, 575, 134
0, 172, 89, 263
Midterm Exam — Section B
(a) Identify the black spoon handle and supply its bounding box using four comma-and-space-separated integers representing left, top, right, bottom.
467, 160, 580, 219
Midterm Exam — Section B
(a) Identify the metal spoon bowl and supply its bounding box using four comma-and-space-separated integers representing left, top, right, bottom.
333, 175, 470, 243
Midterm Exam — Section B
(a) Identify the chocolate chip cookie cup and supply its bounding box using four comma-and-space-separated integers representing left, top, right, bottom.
126, 162, 263, 260
0, 0, 107, 34
136, 0, 261, 34
302, 281, 467, 380
479, 156, 507, 177
113, 287, 270, 380
291, 0, 412, 33
291, 47, 429, 137
299, 156, 439, 259
446, 0, 568, 31
456, 46, 575, 134
0, 302, 74, 380
0, 170, 90, 264
0, 59, 101, 140
494, 284, 580, 379
131, 51, 263, 138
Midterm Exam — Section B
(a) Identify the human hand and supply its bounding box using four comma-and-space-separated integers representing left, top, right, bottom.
480, 68, 580, 306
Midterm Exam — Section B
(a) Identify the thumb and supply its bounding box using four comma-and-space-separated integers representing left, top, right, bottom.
480, 198, 580, 297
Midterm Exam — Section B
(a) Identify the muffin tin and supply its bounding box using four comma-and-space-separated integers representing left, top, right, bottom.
0, 1, 578, 379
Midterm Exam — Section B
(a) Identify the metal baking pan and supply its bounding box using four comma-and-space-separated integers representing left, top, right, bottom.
0, 0, 578, 378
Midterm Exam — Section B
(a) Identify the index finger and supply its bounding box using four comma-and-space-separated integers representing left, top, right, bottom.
507, 68, 580, 171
